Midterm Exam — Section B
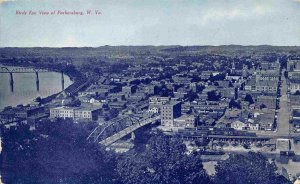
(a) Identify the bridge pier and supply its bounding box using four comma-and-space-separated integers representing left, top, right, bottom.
61, 72, 65, 90
9, 72, 14, 92
35, 72, 39, 91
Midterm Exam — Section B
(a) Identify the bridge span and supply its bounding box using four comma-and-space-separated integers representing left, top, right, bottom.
0, 66, 49, 73
87, 115, 160, 146
87, 113, 300, 147
0, 66, 65, 92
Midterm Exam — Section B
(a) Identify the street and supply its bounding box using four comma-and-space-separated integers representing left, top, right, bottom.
276, 69, 290, 136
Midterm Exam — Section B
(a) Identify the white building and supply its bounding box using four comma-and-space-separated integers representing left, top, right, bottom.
50, 106, 100, 121
148, 105, 159, 114
148, 96, 171, 114
173, 114, 197, 128
231, 120, 247, 130
50, 106, 75, 119
290, 79, 300, 94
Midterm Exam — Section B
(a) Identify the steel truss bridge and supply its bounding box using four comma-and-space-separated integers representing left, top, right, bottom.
0, 66, 49, 73
0, 66, 65, 92
87, 114, 160, 146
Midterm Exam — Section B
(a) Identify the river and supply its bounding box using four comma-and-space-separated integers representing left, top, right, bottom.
0, 65, 73, 109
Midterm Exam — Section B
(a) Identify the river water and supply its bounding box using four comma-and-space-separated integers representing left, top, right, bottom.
0, 65, 72, 109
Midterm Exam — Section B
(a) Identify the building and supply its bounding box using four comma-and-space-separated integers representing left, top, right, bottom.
225, 73, 241, 81
216, 80, 230, 88
291, 108, 300, 132
189, 82, 200, 92
242, 64, 249, 78
200, 72, 211, 80
256, 71, 279, 81
50, 106, 75, 119
148, 105, 159, 114
200, 71, 214, 80
231, 120, 247, 130
255, 80, 278, 92
276, 139, 291, 152
50, 106, 100, 121
173, 114, 197, 128
255, 112, 275, 131
128, 92, 146, 101
287, 59, 300, 72
289, 79, 300, 94
244, 78, 256, 91
137, 84, 156, 95
108, 101, 127, 110
247, 121, 260, 131
108, 93, 125, 101
256, 95, 277, 109
74, 106, 100, 121
172, 75, 192, 84
261, 61, 280, 70
14, 106, 45, 119
122, 85, 137, 96
173, 91, 188, 99
290, 95, 300, 107
245, 71, 279, 93
161, 101, 181, 127
219, 88, 236, 99
0, 108, 16, 122
0, 106, 45, 123
148, 96, 170, 113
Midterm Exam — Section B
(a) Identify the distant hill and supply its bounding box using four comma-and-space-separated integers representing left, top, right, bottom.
0, 45, 299, 64
1, 45, 299, 55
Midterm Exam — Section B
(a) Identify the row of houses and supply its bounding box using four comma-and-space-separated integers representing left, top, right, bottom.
230, 111, 276, 131
291, 108, 300, 132
287, 59, 300, 94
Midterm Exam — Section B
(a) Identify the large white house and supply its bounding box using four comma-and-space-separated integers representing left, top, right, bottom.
50, 106, 100, 121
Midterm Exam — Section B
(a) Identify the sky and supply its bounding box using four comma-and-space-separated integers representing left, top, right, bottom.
0, 0, 300, 47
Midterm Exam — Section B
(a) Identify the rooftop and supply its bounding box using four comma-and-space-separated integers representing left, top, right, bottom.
292, 109, 300, 117
163, 100, 181, 106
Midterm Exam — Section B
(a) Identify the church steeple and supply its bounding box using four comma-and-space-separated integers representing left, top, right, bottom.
231, 61, 236, 73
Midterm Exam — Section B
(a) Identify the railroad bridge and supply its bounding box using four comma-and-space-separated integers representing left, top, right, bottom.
0, 66, 65, 92
87, 114, 160, 146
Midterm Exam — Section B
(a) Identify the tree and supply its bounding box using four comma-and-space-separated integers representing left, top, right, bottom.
260, 104, 267, 109
191, 75, 201, 83
295, 91, 300, 95
117, 133, 211, 184
1, 119, 118, 184
187, 91, 199, 102
213, 152, 291, 184
229, 99, 241, 109
284, 71, 288, 78
156, 85, 174, 97
210, 73, 226, 82
207, 90, 221, 101
35, 96, 42, 103
244, 94, 254, 104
